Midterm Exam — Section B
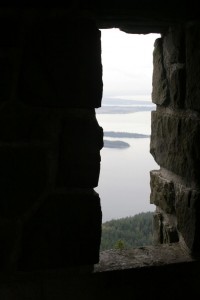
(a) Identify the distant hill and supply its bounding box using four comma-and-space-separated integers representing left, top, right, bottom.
102, 97, 154, 106
96, 98, 156, 114
100, 212, 154, 251
104, 131, 150, 138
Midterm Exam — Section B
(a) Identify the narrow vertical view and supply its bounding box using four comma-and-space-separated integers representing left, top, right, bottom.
95, 29, 160, 250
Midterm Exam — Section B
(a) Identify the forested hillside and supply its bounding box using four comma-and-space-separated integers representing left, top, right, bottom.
100, 212, 154, 251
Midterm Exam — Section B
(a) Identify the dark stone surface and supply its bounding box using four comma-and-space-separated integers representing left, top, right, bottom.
0, 52, 12, 103
18, 17, 102, 108
162, 26, 186, 108
168, 64, 185, 108
186, 23, 200, 111
0, 218, 21, 270
57, 111, 103, 188
176, 187, 200, 253
150, 110, 200, 185
0, 146, 47, 218
151, 38, 169, 105
162, 220, 179, 244
163, 26, 185, 64
18, 190, 102, 270
0, 5, 200, 298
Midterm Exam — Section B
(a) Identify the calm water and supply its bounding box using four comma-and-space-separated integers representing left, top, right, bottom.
95, 111, 159, 222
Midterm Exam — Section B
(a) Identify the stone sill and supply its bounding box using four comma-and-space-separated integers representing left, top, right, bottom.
94, 242, 194, 273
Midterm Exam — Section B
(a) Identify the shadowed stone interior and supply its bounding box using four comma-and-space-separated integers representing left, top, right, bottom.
0, 1, 200, 299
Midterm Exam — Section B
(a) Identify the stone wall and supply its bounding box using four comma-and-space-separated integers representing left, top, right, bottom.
0, 2, 200, 300
150, 23, 200, 255
0, 15, 103, 271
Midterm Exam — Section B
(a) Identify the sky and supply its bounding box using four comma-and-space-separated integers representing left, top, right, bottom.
100, 29, 160, 101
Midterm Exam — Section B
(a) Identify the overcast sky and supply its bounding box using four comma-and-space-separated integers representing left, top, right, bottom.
100, 29, 160, 101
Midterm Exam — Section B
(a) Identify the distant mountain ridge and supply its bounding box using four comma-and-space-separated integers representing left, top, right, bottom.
96, 98, 156, 114
102, 97, 154, 106
104, 131, 150, 138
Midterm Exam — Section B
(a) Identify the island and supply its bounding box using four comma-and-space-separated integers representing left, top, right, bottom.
104, 131, 150, 138
103, 139, 130, 149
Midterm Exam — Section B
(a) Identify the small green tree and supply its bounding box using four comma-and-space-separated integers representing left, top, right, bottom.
115, 239, 125, 250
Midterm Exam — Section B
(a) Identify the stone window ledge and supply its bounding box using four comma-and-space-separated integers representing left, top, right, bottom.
94, 243, 194, 273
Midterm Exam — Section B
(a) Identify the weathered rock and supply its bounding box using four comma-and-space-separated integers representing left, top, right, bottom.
152, 211, 163, 244
163, 25, 185, 64
152, 209, 179, 245
151, 38, 169, 105
150, 110, 200, 185
150, 170, 175, 214
162, 219, 179, 244
176, 186, 200, 253
167, 63, 185, 108
94, 243, 193, 273
157, 26, 186, 108
185, 23, 200, 111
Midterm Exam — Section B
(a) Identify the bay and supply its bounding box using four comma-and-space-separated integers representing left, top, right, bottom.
95, 111, 159, 222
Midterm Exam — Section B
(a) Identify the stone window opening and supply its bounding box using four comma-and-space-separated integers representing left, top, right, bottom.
94, 24, 199, 272
95, 29, 160, 252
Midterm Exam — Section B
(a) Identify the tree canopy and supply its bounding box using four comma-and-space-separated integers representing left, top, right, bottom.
100, 212, 154, 251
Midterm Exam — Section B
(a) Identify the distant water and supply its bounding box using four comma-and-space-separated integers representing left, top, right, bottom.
95, 107, 159, 222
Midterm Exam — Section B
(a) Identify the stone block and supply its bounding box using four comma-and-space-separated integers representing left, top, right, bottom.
176, 186, 200, 253
153, 209, 179, 245
162, 221, 179, 244
0, 104, 85, 143
0, 103, 42, 142
151, 38, 169, 105
152, 211, 163, 244
0, 146, 48, 218
186, 23, 200, 111
0, 218, 20, 270
163, 25, 185, 64
150, 170, 175, 214
57, 112, 103, 188
153, 26, 186, 109
18, 190, 102, 270
0, 52, 12, 104
150, 110, 200, 185
18, 17, 102, 108
168, 63, 185, 108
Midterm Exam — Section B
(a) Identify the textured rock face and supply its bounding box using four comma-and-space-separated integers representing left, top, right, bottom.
152, 38, 169, 105
150, 111, 200, 185
150, 170, 175, 214
186, 24, 200, 111
150, 23, 200, 254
